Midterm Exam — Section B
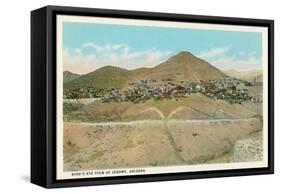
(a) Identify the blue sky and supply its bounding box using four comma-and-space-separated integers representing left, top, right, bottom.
63, 22, 263, 74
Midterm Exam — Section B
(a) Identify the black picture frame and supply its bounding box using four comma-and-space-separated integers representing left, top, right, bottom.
31, 5, 274, 188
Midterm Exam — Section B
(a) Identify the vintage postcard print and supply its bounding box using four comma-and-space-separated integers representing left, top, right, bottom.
56, 15, 268, 180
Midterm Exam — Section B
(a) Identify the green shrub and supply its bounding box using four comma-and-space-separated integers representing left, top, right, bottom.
63, 103, 83, 115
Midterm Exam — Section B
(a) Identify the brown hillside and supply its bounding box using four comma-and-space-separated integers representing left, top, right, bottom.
64, 94, 256, 123
64, 66, 136, 89
64, 51, 227, 90
134, 51, 227, 82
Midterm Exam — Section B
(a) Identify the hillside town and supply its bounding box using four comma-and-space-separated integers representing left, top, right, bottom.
64, 78, 260, 104
63, 87, 106, 99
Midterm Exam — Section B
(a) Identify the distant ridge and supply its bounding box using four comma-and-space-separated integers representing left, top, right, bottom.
224, 69, 262, 82
63, 71, 80, 83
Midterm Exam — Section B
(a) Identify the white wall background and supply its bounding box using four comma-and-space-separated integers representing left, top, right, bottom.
0, 0, 278, 193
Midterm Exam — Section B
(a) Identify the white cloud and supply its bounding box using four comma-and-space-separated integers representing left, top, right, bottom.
82, 42, 129, 53
210, 56, 262, 70
82, 42, 104, 52
196, 46, 262, 71
74, 48, 82, 56
64, 43, 262, 74
63, 43, 172, 74
197, 46, 231, 60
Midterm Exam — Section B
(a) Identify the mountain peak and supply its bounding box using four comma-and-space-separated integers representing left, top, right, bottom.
149, 50, 227, 82
176, 51, 194, 57
95, 65, 129, 73
167, 51, 197, 63
63, 71, 80, 83
64, 70, 74, 74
